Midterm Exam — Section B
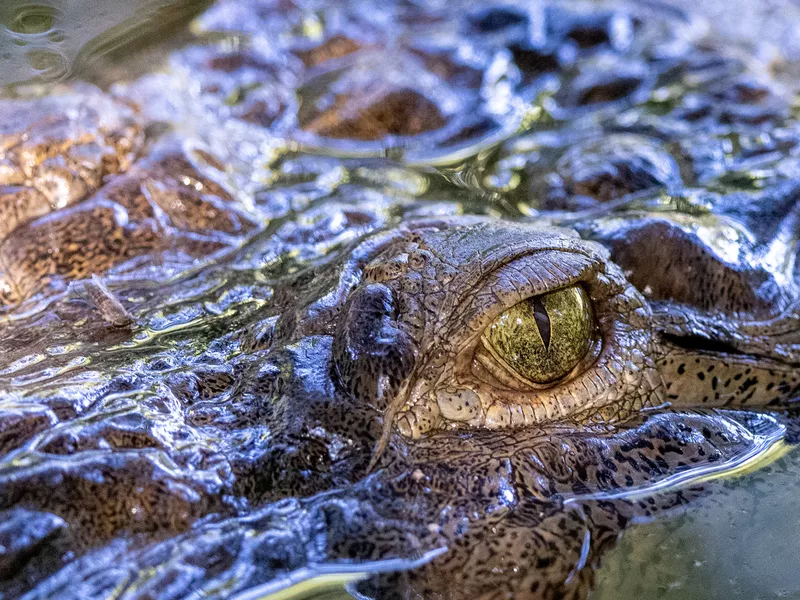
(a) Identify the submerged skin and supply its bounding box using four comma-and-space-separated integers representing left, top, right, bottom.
2, 1, 800, 599
3, 212, 797, 599
0, 86, 254, 306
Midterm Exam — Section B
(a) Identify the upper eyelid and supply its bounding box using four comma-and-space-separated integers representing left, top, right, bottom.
443, 248, 603, 343
477, 249, 601, 309
432, 235, 595, 296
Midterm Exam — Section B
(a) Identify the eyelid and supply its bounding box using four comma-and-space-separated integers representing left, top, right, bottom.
486, 249, 600, 306
452, 248, 603, 338
439, 233, 601, 305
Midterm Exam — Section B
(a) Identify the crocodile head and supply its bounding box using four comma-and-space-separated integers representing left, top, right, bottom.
197, 204, 797, 599
323, 212, 800, 443
4, 192, 796, 600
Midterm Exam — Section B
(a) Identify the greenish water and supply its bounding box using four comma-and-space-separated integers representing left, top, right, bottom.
251, 444, 800, 599
251, 446, 800, 600
0, 0, 209, 86
595, 446, 800, 600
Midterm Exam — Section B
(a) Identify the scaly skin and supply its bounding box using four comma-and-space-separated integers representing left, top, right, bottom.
0, 86, 254, 307
333, 217, 662, 438
1, 1, 800, 599
329, 215, 800, 443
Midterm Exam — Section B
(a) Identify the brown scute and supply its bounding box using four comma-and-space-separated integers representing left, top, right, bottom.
0, 186, 52, 241
293, 34, 362, 67
0, 453, 230, 548
178, 45, 293, 129
576, 75, 642, 105
0, 200, 163, 304
0, 406, 57, 455
555, 134, 681, 203
0, 87, 144, 233
135, 149, 251, 235
302, 88, 447, 140
206, 51, 281, 74
0, 141, 253, 307
604, 219, 776, 316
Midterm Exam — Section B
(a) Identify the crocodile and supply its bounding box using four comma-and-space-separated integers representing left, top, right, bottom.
1, 0, 800, 599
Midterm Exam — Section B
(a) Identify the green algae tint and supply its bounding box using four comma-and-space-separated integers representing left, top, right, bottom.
595, 447, 800, 600
0, 0, 209, 86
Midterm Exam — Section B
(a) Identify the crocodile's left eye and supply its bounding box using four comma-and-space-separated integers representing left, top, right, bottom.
481, 285, 595, 384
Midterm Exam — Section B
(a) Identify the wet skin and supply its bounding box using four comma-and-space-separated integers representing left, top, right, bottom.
1, 0, 800, 599
1, 209, 798, 598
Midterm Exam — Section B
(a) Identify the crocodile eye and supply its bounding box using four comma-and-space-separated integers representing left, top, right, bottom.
481, 285, 595, 384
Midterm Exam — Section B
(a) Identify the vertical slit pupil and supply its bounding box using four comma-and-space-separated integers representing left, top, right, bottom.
532, 296, 551, 350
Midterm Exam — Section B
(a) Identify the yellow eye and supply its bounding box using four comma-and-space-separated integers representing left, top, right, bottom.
482, 285, 595, 384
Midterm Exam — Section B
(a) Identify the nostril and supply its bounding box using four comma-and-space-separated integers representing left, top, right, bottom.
332, 283, 416, 410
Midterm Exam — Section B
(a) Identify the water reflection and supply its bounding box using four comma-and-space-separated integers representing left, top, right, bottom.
595, 446, 800, 599
0, 0, 209, 86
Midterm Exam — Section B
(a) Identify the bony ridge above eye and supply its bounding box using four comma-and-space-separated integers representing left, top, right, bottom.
481, 284, 595, 385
